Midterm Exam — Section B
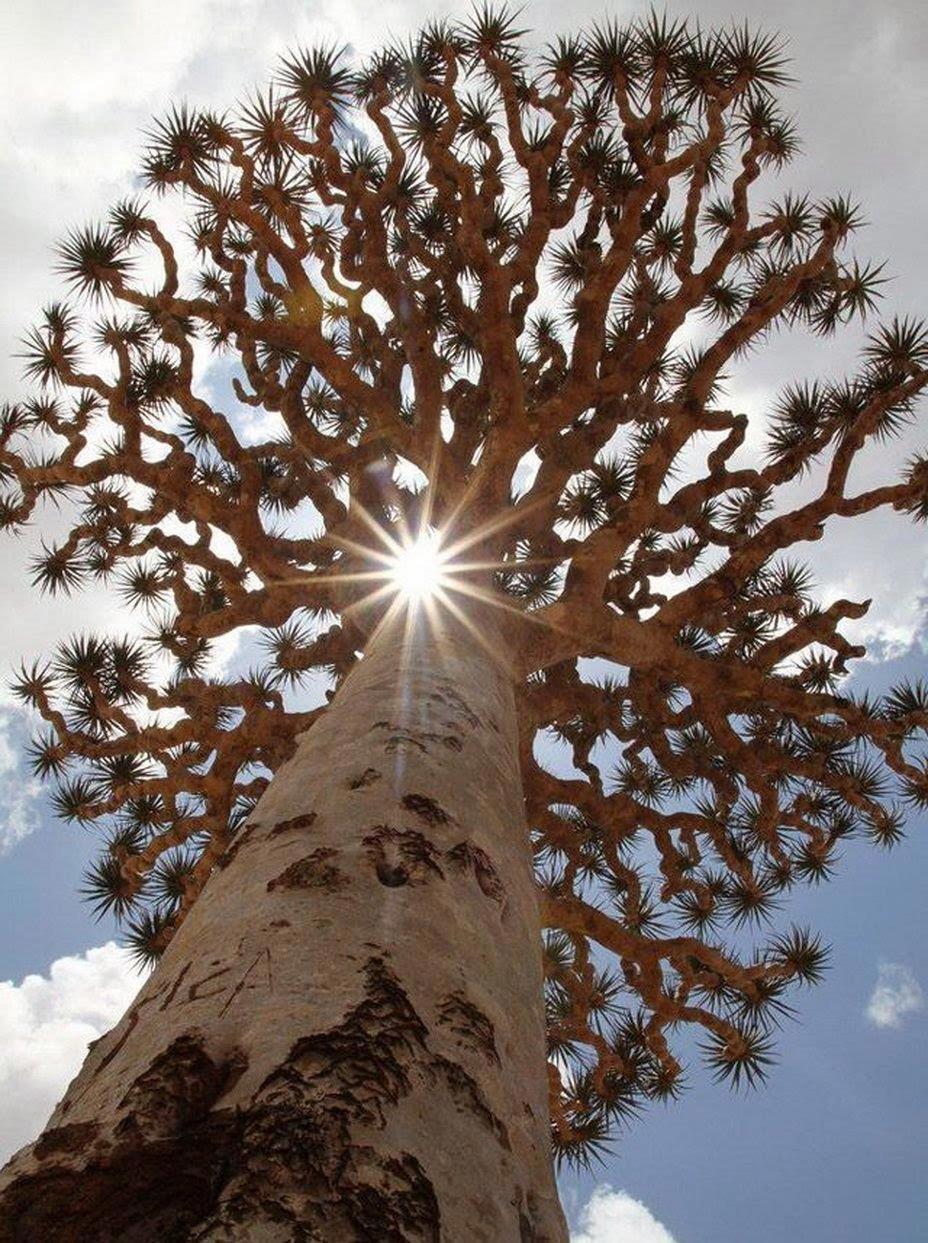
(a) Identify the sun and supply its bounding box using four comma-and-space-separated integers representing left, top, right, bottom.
390, 530, 447, 602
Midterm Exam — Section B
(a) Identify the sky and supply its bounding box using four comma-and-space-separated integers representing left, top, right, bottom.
0, 2, 925, 1240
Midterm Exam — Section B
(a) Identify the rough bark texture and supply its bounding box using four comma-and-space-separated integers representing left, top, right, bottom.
0, 608, 566, 1241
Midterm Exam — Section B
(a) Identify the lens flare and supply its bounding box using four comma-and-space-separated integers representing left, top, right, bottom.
390, 530, 447, 602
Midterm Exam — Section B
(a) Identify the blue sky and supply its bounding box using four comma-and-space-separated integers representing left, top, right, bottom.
0, 3, 925, 1240
564, 643, 928, 1243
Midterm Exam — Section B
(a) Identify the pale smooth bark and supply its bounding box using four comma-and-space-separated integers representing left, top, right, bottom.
0, 604, 567, 1242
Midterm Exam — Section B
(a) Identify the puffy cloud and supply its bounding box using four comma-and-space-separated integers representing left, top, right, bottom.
0, 943, 146, 1164
865, 963, 924, 1029
572, 1185, 678, 1243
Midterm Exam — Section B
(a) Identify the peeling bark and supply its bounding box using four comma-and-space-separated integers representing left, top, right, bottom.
0, 608, 566, 1241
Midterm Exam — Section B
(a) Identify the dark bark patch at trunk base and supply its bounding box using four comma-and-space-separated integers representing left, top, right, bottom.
0, 1041, 247, 1242
1, 1109, 444, 1243
188, 957, 511, 1236
32, 1122, 100, 1161
0, 969, 448, 1241
0, 1116, 239, 1243
115, 1034, 242, 1142
339, 1150, 441, 1243
267, 849, 348, 893
191, 958, 445, 1239
192, 1106, 442, 1242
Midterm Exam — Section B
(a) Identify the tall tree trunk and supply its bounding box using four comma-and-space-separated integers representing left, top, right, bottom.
0, 606, 567, 1242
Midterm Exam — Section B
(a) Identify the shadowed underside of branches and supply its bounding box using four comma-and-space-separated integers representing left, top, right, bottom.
3, 5, 927, 1166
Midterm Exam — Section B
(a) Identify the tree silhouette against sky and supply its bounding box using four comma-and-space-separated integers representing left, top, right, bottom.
0, 7, 926, 1239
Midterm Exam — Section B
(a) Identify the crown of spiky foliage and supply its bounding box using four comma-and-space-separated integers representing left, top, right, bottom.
3, 6, 927, 1166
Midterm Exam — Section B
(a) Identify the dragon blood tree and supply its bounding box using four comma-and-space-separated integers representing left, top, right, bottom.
1, 7, 927, 1239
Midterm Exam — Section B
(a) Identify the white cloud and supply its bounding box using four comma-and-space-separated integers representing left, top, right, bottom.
865, 963, 924, 1030
0, 708, 42, 853
572, 1185, 678, 1243
0, 942, 146, 1164
0, 718, 15, 774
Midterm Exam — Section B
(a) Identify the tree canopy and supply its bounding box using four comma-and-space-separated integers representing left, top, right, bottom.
3, 5, 927, 1166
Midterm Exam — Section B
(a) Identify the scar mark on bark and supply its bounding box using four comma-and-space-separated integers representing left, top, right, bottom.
269, 919, 291, 928
364, 825, 444, 888
218, 948, 272, 1018
445, 841, 506, 904
270, 810, 317, 837
428, 682, 481, 729
433, 1055, 510, 1149
62, 980, 165, 1113
402, 793, 451, 825
372, 721, 463, 755
437, 992, 500, 1064
186, 966, 232, 1004
384, 731, 428, 754
348, 767, 382, 789
218, 821, 258, 869
267, 848, 348, 893
159, 961, 192, 1010
93, 988, 160, 1075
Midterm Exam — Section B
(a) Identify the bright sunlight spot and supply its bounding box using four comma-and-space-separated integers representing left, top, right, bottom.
390, 530, 447, 601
